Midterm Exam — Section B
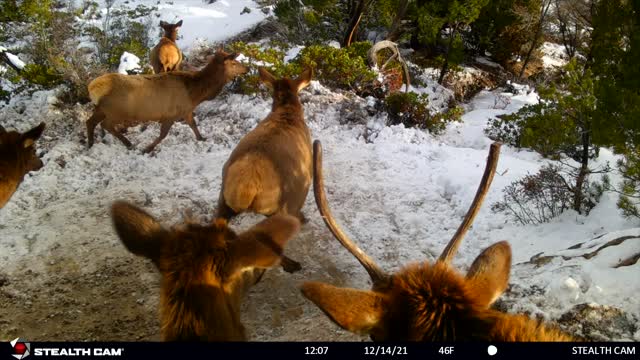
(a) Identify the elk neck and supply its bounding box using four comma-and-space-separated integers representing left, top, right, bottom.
160, 280, 246, 341
269, 92, 305, 124
164, 29, 178, 42
187, 60, 227, 106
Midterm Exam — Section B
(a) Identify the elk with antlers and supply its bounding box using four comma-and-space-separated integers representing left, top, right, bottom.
215, 67, 314, 273
303, 141, 574, 341
0, 122, 45, 209
111, 201, 300, 341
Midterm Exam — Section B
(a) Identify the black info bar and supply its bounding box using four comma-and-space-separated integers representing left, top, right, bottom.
2, 341, 638, 360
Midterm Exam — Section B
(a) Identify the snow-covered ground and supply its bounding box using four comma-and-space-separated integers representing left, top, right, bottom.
95, 0, 269, 52
0, 0, 638, 342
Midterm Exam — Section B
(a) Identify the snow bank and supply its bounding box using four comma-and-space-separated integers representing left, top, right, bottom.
117, 52, 141, 74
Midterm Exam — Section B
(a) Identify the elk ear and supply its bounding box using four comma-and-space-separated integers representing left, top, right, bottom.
159, 20, 167, 27
0, 124, 5, 134
21, 122, 45, 148
176, 20, 183, 27
294, 67, 313, 93
302, 282, 385, 334
465, 241, 512, 307
224, 52, 239, 61
111, 201, 167, 261
225, 214, 300, 276
258, 67, 276, 88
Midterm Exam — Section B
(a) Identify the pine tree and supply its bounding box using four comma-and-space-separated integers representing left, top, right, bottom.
591, 0, 640, 218
487, 60, 608, 214
413, 0, 489, 84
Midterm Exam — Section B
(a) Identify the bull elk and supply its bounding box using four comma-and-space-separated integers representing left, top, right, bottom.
111, 201, 300, 341
0, 122, 45, 209
150, 20, 183, 74
303, 141, 574, 341
216, 67, 314, 273
86, 49, 248, 153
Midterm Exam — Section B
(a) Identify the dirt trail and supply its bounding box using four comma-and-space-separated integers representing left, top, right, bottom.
0, 221, 364, 341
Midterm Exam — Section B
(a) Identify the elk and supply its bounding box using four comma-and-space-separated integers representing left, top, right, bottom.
111, 201, 300, 341
215, 67, 314, 273
150, 20, 183, 74
0, 122, 45, 209
86, 49, 248, 153
303, 141, 575, 341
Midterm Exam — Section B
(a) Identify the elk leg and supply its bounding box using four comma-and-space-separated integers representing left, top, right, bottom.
143, 121, 173, 154
184, 112, 205, 141
297, 211, 309, 224
86, 110, 105, 148
102, 122, 133, 149
215, 193, 238, 220
281, 255, 302, 273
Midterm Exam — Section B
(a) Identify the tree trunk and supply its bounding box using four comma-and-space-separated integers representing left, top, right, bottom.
386, 0, 410, 42
573, 126, 591, 214
438, 27, 456, 85
342, 0, 372, 47
519, 0, 552, 79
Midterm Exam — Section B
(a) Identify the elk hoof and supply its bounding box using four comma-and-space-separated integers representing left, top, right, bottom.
281, 256, 302, 273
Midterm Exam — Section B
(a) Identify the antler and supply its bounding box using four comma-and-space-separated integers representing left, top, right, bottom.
438, 142, 502, 263
313, 140, 390, 286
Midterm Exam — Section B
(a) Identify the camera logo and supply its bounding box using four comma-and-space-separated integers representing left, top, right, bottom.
10, 338, 30, 359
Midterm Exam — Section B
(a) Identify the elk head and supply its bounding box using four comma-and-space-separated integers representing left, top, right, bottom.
159, 20, 182, 40
258, 67, 312, 109
111, 201, 300, 341
212, 50, 248, 83
302, 141, 515, 341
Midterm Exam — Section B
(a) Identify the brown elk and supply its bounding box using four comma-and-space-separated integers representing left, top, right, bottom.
86, 49, 248, 153
111, 201, 301, 341
215, 67, 314, 273
0, 122, 45, 209
303, 141, 575, 341
150, 20, 183, 74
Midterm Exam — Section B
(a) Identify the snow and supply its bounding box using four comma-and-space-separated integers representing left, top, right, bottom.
541, 42, 568, 68
117, 52, 141, 74
0, 0, 638, 341
284, 46, 304, 63
475, 56, 502, 68
95, 0, 268, 53
5, 53, 24, 70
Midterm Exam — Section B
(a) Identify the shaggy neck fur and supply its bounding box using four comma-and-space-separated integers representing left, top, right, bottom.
160, 281, 246, 341
156, 224, 249, 341
388, 262, 574, 341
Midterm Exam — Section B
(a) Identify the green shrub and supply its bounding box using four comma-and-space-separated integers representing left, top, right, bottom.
385, 92, 461, 134
294, 42, 376, 94
18, 64, 62, 87
227, 42, 378, 96
227, 41, 295, 95
616, 149, 640, 219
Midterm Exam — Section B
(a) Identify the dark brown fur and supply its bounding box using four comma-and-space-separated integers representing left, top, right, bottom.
0, 123, 45, 209
150, 20, 183, 74
87, 50, 248, 153
216, 68, 313, 272
111, 201, 300, 341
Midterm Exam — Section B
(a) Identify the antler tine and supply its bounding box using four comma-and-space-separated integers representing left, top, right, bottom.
313, 140, 389, 286
438, 142, 502, 264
